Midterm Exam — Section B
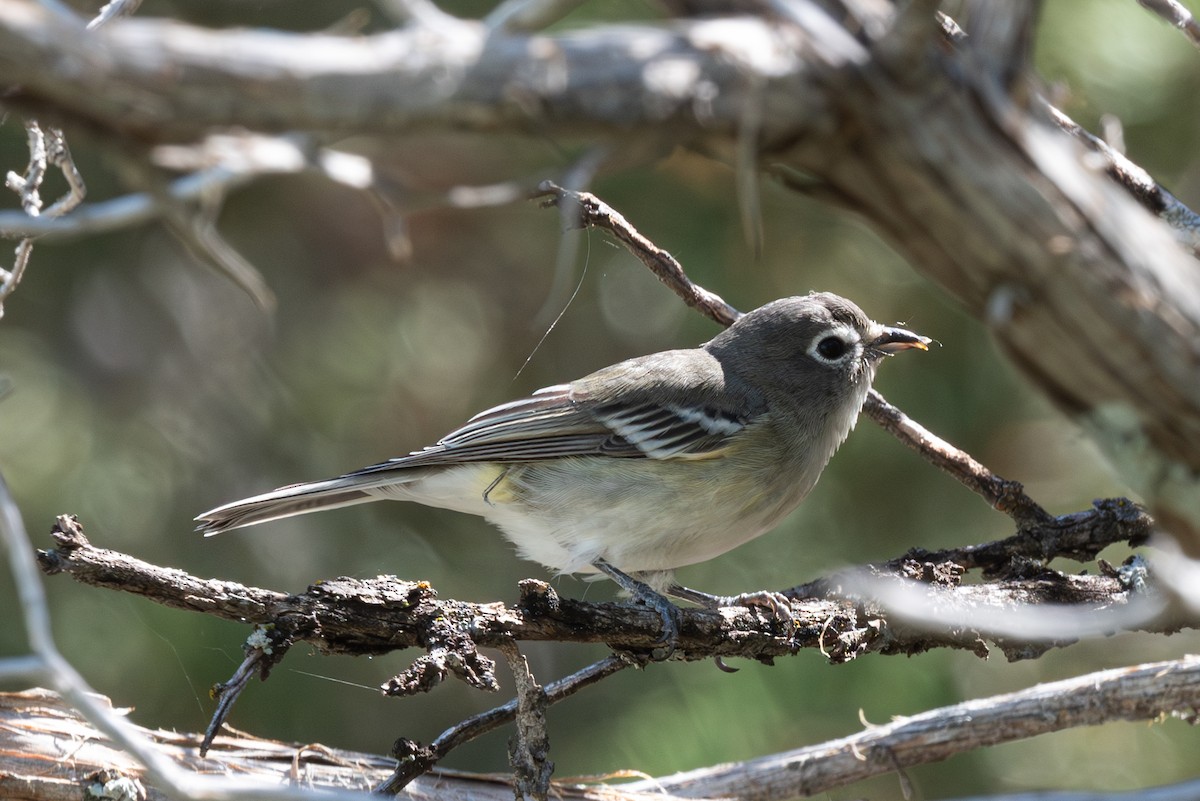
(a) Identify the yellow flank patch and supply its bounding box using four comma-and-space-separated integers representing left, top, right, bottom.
481, 466, 518, 505
667, 443, 734, 461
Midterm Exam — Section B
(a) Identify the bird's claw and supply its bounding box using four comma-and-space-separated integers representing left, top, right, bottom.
634, 588, 682, 660
719, 590, 794, 626
593, 559, 682, 660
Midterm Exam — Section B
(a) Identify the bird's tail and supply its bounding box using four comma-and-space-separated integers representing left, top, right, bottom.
195, 475, 399, 536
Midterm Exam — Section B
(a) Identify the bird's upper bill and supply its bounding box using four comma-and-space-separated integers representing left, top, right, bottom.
869, 326, 932, 355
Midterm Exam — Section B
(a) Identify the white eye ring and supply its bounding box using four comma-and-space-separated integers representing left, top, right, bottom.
807, 324, 861, 364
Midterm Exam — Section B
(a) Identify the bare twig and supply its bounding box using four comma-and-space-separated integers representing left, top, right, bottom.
532, 181, 742, 327
375, 654, 628, 793
955, 777, 1200, 801
202, 628, 291, 756
0, 487, 369, 799
934, 10, 1200, 252
1044, 103, 1200, 251
532, 181, 1055, 529
5, 120, 49, 216
107, 142, 277, 311
2, 687, 686, 801
790, 497, 1153, 603
1, 167, 252, 240
625, 656, 1200, 801
531, 147, 609, 332
862, 389, 1053, 528
8, 674, 1200, 801
1136, 0, 1200, 49
165, 209, 277, 311
0, 239, 34, 316
498, 641, 553, 801
1, 120, 86, 316
39, 125, 85, 217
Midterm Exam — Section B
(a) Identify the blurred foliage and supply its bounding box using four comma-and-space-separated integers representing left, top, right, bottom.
2, 2, 1200, 799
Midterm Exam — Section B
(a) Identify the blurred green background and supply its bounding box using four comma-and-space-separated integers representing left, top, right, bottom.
2, 2, 1199, 798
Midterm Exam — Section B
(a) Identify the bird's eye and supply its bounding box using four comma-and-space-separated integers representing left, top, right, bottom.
815, 336, 848, 361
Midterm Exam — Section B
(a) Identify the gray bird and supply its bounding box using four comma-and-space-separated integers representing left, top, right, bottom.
197, 292, 929, 645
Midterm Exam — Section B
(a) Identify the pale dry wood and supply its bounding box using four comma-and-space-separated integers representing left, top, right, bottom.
624, 656, 1200, 800
765, 4, 1200, 548
0, 688, 685, 801
0, 4, 821, 142
7, 652, 1200, 801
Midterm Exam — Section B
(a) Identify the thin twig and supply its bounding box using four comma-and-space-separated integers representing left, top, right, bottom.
789, 497, 1153, 601
0, 239, 34, 317
1, 490, 371, 799
375, 656, 628, 794
5, 120, 48, 216
531, 147, 609, 332
1, 120, 86, 316
936, 10, 1200, 252
1, 686, 692, 801
1043, 103, 1200, 251
39, 126, 86, 217
1136, 0, 1200, 49
532, 181, 742, 327
862, 389, 1053, 528
110, 140, 276, 311
202, 629, 290, 756
532, 181, 1054, 527
954, 777, 1200, 801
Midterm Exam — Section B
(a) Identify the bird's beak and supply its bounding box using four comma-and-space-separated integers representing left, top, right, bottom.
869, 326, 931, 355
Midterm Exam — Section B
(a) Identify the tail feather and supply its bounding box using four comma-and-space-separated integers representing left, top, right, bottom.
196, 478, 382, 536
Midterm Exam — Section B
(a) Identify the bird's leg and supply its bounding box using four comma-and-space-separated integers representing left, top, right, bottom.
667, 583, 794, 625
593, 558, 682, 656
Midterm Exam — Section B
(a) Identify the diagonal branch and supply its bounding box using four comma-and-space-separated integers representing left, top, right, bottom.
626, 656, 1200, 801
532, 181, 1054, 531
377, 653, 628, 794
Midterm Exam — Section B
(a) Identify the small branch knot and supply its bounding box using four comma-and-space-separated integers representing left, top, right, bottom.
517, 578, 560, 616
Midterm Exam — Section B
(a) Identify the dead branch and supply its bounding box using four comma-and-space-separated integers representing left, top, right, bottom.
624, 656, 1200, 800
7, 652, 1200, 801
38, 509, 1163, 668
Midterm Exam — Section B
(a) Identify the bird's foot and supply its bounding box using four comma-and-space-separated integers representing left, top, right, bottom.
668, 584, 795, 629
593, 559, 682, 660
719, 590, 795, 623
667, 584, 795, 673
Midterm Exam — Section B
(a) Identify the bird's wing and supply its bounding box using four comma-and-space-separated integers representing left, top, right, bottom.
197, 351, 766, 534
344, 380, 756, 477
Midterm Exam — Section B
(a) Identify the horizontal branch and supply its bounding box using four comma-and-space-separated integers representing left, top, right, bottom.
38, 513, 1166, 673
0, 3, 825, 144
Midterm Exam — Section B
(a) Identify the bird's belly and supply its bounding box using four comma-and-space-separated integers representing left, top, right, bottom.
479, 456, 814, 576
367, 454, 816, 578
